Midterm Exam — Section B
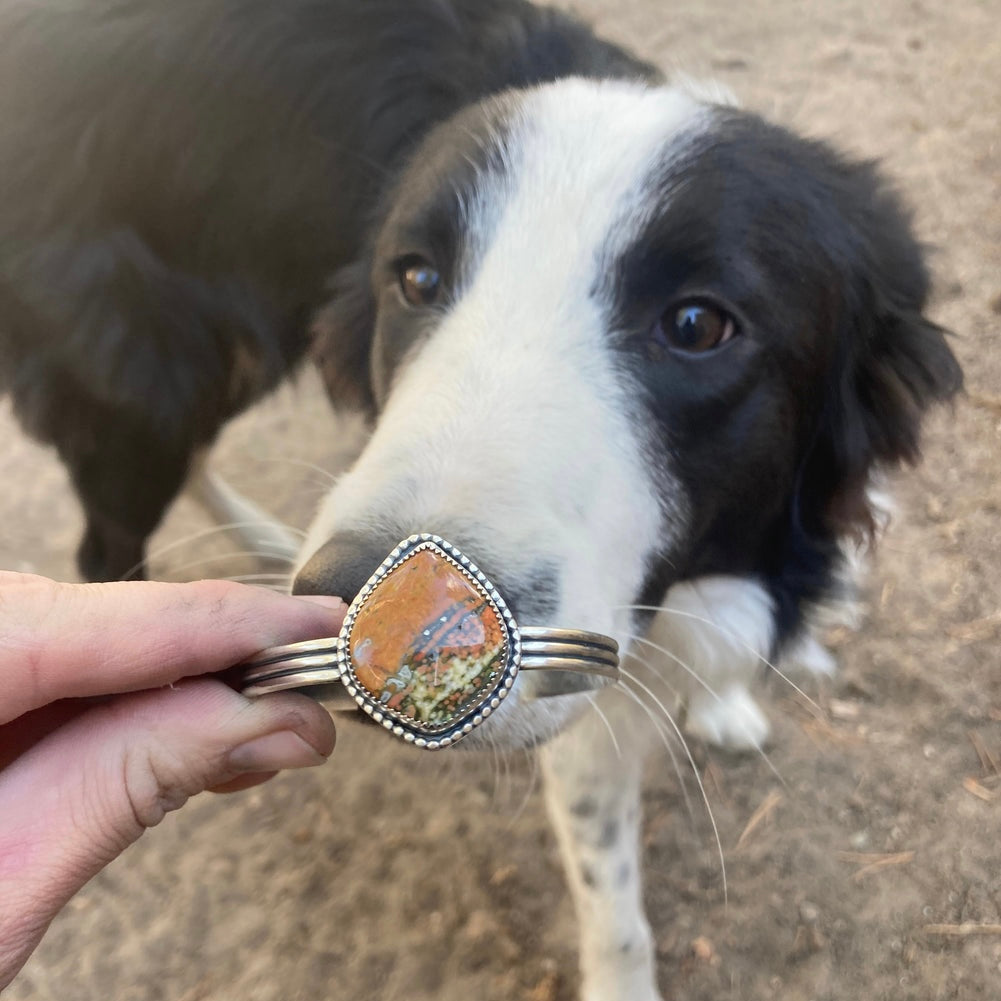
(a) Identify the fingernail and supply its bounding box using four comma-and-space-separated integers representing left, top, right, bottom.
294, 595, 347, 610
229, 731, 327, 773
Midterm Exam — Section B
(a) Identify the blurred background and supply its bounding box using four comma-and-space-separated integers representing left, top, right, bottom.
3, 0, 999, 998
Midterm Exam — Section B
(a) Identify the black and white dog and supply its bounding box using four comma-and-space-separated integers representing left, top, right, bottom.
0, 1, 961, 998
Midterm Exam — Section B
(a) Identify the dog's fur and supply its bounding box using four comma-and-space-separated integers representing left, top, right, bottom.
0, 2, 962, 998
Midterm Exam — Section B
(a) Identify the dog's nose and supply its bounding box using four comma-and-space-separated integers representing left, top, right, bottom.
293, 530, 560, 624
292, 531, 398, 601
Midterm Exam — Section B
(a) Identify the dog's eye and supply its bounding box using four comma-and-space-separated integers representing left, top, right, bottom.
398, 257, 441, 307
654, 302, 737, 355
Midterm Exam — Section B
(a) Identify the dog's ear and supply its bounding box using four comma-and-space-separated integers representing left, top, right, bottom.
311, 257, 377, 416
809, 174, 963, 539
842, 288, 961, 469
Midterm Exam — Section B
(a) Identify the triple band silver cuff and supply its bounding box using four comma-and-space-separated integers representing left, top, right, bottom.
236, 534, 619, 749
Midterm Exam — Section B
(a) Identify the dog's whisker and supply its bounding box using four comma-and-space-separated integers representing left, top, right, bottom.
585, 693, 622, 761
611, 680, 696, 827
256, 455, 341, 487
617, 603, 823, 714
622, 630, 717, 703
687, 579, 826, 722
496, 753, 532, 831
620, 637, 689, 708
623, 629, 789, 790
610, 662, 694, 819
488, 727, 504, 808
494, 739, 521, 815
131, 521, 303, 579
506, 747, 542, 827
499, 734, 514, 807
215, 549, 299, 563
157, 550, 299, 581
619, 666, 728, 908
181, 571, 290, 592
216, 572, 293, 584
184, 518, 306, 541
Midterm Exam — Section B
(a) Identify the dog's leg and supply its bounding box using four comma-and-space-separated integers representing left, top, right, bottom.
185, 451, 301, 563
655, 577, 776, 752
541, 694, 662, 1001
658, 577, 840, 752
56, 413, 195, 582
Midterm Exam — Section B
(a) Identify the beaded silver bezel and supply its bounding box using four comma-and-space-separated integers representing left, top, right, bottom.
335, 534, 521, 749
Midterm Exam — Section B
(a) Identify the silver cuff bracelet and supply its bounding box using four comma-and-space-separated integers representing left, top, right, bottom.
236, 534, 619, 748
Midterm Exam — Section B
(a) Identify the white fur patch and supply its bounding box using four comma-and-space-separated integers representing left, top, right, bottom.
299, 80, 715, 747
686, 683, 771, 751
638, 576, 777, 751
780, 631, 837, 679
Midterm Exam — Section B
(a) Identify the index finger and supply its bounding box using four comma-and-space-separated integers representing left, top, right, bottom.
0, 573, 345, 724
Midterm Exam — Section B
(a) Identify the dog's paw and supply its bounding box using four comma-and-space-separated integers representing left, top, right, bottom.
686, 684, 771, 751
581, 971, 663, 1001
781, 631, 838, 678
578, 926, 663, 1001
583, 988, 663, 1001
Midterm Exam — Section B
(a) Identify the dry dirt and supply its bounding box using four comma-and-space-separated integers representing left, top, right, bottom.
3, 0, 1000, 999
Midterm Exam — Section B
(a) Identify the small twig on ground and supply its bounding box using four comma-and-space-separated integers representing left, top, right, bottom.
967, 730, 1001, 776
778, 692, 827, 723
735, 789, 783, 851
947, 609, 1001, 644
704, 760, 727, 802
962, 776, 998, 802
923, 923, 1001, 938
837, 850, 916, 882
800, 717, 864, 748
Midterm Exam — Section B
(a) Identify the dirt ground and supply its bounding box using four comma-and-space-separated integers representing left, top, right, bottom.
3, 0, 999, 999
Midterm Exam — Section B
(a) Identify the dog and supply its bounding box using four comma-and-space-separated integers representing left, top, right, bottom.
0, 1, 962, 998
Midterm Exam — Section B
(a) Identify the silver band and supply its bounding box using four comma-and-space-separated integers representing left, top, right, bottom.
239, 637, 340, 669
234, 534, 620, 748
237, 637, 344, 698
517, 626, 620, 688
237, 628, 620, 698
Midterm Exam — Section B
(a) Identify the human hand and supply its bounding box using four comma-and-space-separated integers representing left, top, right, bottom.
0, 572, 345, 989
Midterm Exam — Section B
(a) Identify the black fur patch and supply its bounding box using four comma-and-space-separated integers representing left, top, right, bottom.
609, 110, 962, 646
0, 0, 651, 579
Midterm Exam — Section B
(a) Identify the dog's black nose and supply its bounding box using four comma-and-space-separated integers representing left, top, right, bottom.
293, 530, 560, 624
292, 531, 399, 601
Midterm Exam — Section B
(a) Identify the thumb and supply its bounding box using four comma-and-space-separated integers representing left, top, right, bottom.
0, 680, 335, 988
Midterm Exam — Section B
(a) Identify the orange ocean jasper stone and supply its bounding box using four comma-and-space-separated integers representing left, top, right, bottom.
348, 548, 507, 727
